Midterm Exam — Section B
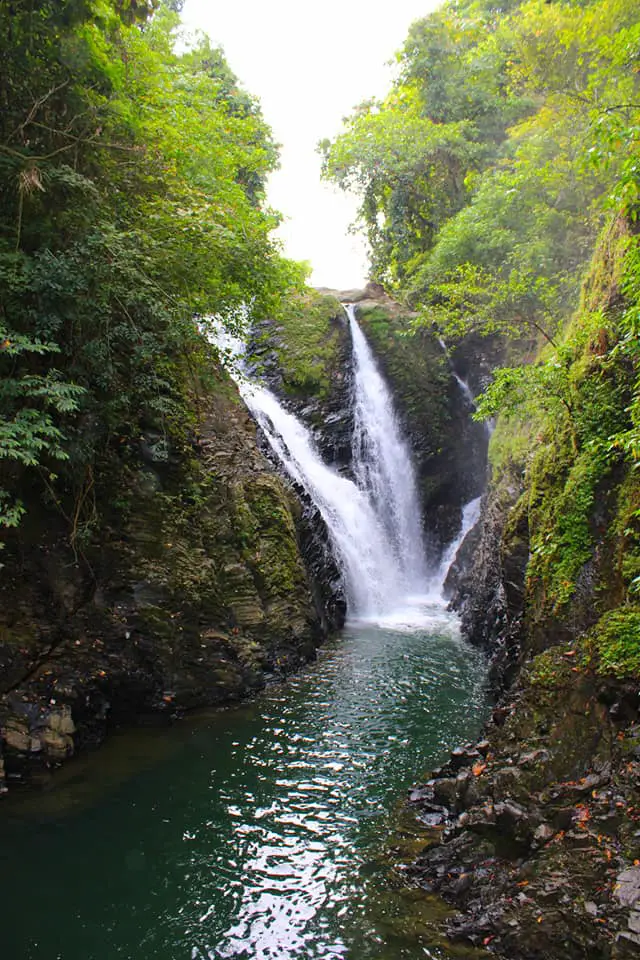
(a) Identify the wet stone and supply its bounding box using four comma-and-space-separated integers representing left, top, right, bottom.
433, 778, 458, 807
615, 867, 640, 908
450, 747, 481, 769
419, 810, 449, 828
408, 785, 434, 804
533, 823, 555, 844
493, 765, 524, 798
518, 749, 550, 768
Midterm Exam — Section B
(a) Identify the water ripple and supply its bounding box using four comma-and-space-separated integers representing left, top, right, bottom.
0, 605, 488, 960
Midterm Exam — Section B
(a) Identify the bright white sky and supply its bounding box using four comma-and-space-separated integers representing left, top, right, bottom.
180, 0, 441, 289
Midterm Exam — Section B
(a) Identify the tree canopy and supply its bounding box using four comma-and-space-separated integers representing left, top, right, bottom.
0, 0, 304, 535
322, 0, 640, 346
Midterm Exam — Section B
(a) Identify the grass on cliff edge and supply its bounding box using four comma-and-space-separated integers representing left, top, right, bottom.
252, 291, 344, 400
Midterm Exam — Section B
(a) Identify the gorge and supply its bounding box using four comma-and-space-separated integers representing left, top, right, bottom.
2, 1, 640, 959
0, 296, 491, 960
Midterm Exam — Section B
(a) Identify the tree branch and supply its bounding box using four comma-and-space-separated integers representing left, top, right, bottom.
7, 80, 70, 142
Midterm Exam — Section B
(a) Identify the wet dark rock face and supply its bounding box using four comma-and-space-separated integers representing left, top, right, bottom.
0, 381, 326, 794
242, 296, 356, 628
245, 299, 355, 473
400, 421, 640, 958
349, 290, 493, 556
444, 463, 528, 692
287, 490, 347, 637
403, 661, 640, 960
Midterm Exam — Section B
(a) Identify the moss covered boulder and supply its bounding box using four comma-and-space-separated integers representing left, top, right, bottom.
246, 289, 354, 467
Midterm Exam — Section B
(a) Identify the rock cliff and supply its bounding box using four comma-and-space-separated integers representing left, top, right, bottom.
0, 370, 325, 793
402, 218, 640, 958
252, 283, 490, 559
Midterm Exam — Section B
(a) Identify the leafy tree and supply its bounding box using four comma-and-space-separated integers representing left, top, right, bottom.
322, 0, 640, 349
0, 0, 303, 536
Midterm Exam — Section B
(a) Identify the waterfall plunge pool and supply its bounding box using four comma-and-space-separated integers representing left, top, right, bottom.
0, 603, 489, 960
1, 313, 490, 958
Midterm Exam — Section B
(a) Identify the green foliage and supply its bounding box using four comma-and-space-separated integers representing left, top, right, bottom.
475, 361, 570, 427
323, 0, 640, 349
612, 470, 640, 596
586, 608, 640, 679
487, 417, 535, 478
0, 0, 303, 534
528, 444, 611, 609
604, 233, 640, 463
527, 646, 576, 690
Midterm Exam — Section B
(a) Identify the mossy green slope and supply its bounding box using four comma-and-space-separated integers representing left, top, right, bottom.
249, 290, 346, 405
410, 215, 640, 958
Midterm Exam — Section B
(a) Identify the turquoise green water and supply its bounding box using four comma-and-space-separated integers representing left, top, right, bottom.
0, 607, 488, 960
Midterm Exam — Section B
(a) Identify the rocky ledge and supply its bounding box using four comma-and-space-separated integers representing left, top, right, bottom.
401, 644, 640, 959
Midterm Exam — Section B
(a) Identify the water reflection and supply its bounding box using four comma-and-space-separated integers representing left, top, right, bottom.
0, 604, 488, 960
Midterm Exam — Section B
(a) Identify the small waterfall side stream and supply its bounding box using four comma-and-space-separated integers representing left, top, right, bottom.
0, 310, 490, 960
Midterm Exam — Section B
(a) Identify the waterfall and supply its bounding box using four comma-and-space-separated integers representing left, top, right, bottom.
453, 372, 475, 407
435, 495, 482, 590
438, 337, 494, 439
229, 310, 430, 620
346, 305, 428, 590
239, 381, 402, 617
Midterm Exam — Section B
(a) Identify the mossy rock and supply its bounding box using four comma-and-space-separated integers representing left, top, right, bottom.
0, 362, 327, 790
584, 607, 640, 680
249, 290, 346, 403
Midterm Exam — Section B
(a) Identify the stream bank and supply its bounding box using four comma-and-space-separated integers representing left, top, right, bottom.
398, 218, 640, 959
0, 609, 490, 960
0, 374, 326, 795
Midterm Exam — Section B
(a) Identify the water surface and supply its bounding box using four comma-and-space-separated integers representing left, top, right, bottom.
0, 605, 488, 960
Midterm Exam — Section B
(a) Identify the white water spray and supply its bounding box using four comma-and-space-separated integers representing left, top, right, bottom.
239, 381, 403, 617
434, 495, 482, 591
219, 310, 480, 621
453, 372, 475, 407
347, 305, 428, 591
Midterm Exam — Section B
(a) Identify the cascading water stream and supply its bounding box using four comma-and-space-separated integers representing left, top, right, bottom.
224, 310, 431, 620
438, 335, 494, 439
239, 381, 402, 618
346, 305, 428, 592
435, 495, 482, 591
453, 371, 475, 407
